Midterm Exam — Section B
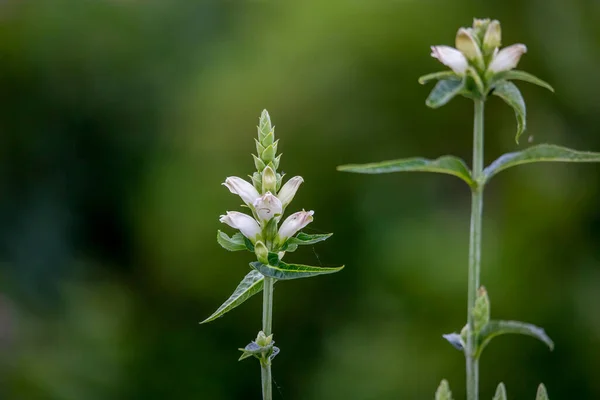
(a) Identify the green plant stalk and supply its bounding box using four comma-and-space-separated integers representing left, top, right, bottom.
467, 99, 485, 400
261, 276, 274, 400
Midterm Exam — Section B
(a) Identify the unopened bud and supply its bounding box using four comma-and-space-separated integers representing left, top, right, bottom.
455, 28, 483, 68
255, 330, 273, 347
473, 286, 490, 334
493, 382, 507, 400
536, 383, 549, 400
258, 110, 272, 142
435, 379, 454, 400
262, 166, 277, 193
254, 241, 269, 264
483, 20, 501, 53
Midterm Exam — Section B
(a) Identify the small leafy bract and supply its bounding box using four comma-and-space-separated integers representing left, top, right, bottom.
426, 79, 465, 108
476, 320, 554, 358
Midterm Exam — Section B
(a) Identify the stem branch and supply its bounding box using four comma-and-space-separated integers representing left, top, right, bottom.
466, 99, 485, 400
261, 276, 274, 400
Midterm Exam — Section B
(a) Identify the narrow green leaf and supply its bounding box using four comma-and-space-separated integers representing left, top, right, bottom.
483, 144, 600, 183
435, 379, 454, 400
493, 80, 526, 144
476, 320, 554, 358
536, 383, 549, 400
418, 71, 458, 85
338, 155, 474, 187
497, 70, 554, 92
200, 270, 264, 324
216, 231, 248, 252
426, 79, 465, 108
493, 382, 507, 400
282, 232, 333, 251
250, 261, 343, 280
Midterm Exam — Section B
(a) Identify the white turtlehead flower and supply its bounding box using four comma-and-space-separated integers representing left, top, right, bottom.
277, 176, 304, 208
253, 192, 282, 222
223, 177, 260, 206
430, 45, 469, 75
487, 44, 527, 73
278, 210, 314, 241
219, 211, 261, 241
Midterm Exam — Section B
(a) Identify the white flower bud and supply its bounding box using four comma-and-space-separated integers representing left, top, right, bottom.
254, 240, 269, 264
455, 28, 483, 63
262, 166, 277, 193
277, 176, 304, 208
487, 43, 527, 73
278, 210, 314, 241
253, 192, 282, 222
219, 211, 261, 241
223, 177, 260, 206
430, 45, 469, 75
482, 20, 501, 53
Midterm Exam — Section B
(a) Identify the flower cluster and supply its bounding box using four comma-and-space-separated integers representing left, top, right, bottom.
219, 110, 314, 262
431, 18, 525, 80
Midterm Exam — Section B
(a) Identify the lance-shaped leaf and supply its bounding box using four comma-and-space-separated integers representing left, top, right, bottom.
493, 80, 526, 144
493, 382, 507, 400
338, 155, 474, 187
475, 320, 554, 358
536, 383, 549, 400
217, 231, 248, 252
495, 70, 554, 93
280, 232, 333, 252
200, 270, 264, 324
483, 144, 600, 183
418, 71, 458, 85
426, 78, 465, 108
250, 260, 343, 280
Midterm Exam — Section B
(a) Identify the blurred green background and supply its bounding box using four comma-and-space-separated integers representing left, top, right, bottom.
1, 1, 599, 399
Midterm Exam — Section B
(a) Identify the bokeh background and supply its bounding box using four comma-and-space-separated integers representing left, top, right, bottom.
1, 1, 599, 399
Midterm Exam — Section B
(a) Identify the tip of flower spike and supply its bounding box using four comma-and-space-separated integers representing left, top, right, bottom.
259, 109, 273, 138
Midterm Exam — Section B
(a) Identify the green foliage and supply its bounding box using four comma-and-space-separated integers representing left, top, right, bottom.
476, 320, 554, 358
492, 81, 526, 143
493, 382, 507, 400
493, 70, 554, 93
483, 144, 600, 183
418, 71, 458, 85
200, 270, 265, 324
281, 232, 333, 252
472, 287, 490, 334
216, 231, 248, 252
426, 79, 465, 108
250, 259, 344, 280
338, 155, 474, 187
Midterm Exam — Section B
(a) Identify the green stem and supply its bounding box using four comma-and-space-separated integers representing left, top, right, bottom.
261, 276, 274, 400
466, 99, 484, 400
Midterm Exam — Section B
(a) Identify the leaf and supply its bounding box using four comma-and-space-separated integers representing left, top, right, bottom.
217, 231, 248, 252
536, 383, 549, 400
476, 320, 554, 358
337, 155, 474, 187
426, 79, 465, 108
496, 70, 554, 92
493, 80, 526, 144
493, 382, 507, 400
200, 270, 264, 324
483, 144, 600, 183
250, 260, 343, 280
418, 71, 458, 85
281, 232, 333, 251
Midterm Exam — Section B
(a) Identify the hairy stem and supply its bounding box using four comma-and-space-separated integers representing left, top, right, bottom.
467, 99, 484, 400
261, 276, 274, 400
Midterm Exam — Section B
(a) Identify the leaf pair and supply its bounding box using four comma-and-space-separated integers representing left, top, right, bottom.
338, 144, 600, 188
420, 70, 554, 143
203, 231, 342, 324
